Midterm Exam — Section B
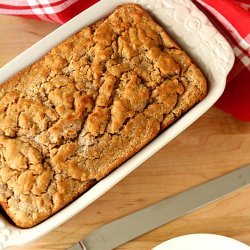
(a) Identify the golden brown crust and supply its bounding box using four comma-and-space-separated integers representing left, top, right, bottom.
0, 4, 207, 228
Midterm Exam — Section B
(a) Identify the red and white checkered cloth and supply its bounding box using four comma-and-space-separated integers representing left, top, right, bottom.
0, 0, 98, 23
0, 0, 250, 121
194, 0, 250, 121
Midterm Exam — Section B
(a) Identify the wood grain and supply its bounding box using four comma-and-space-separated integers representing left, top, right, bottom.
1, 14, 250, 250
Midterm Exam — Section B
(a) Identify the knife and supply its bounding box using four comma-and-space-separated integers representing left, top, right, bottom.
68, 164, 250, 250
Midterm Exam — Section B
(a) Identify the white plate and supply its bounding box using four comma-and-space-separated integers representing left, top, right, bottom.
0, 0, 234, 249
153, 234, 250, 250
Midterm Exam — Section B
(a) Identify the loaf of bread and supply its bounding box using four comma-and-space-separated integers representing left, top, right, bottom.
0, 4, 207, 228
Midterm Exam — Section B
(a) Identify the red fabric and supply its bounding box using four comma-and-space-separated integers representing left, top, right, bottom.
55, 0, 98, 23
201, 0, 250, 37
194, 0, 250, 121
217, 66, 250, 121
0, 0, 97, 23
0, 0, 249, 121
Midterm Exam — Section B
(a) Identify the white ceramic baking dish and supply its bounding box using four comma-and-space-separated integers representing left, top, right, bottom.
0, 0, 234, 248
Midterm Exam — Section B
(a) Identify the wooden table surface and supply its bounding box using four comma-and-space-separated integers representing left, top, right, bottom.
1, 15, 250, 250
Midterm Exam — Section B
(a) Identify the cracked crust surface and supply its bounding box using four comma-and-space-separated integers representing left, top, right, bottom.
0, 4, 207, 228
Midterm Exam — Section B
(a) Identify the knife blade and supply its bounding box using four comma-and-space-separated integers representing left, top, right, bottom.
68, 164, 250, 250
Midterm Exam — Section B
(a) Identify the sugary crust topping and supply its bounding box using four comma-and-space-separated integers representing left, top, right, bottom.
0, 4, 206, 228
